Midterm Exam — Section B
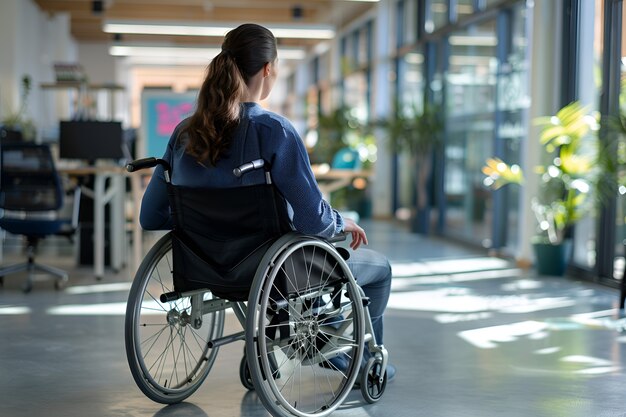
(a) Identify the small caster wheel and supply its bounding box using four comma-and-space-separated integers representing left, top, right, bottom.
239, 355, 255, 391
0, 276, 4, 287
22, 282, 33, 294
54, 278, 67, 290
360, 357, 387, 403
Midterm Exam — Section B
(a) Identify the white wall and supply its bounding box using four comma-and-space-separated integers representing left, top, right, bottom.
0, 0, 77, 140
0, 0, 19, 117
79, 42, 117, 85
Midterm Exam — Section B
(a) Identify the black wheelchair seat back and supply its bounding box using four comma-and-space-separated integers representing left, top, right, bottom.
168, 180, 292, 300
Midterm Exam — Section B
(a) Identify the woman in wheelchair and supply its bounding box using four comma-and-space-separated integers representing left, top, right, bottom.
128, 23, 393, 417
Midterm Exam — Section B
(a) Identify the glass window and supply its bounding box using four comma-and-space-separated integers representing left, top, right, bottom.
394, 0, 405, 49
485, 0, 503, 7
427, 0, 449, 33
403, 0, 418, 46
344, 71, 369, 124
496, 4, 529, 254
572, 0, 604, 269
392, 0, 418, 48
615, 0, 626, 279
340, 23, 372, 73
456, 0, 475, 20
396, 50, 425, 216
444, 19, 498, 245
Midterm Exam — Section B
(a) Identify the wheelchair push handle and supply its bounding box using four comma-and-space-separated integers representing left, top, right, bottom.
126, 157, 172, 173
233, 159, 265, 178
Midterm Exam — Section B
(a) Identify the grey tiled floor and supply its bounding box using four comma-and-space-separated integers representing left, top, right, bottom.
1, 220, 626, 417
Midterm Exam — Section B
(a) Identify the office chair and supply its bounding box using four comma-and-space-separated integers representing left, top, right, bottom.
0, 142, 81, 292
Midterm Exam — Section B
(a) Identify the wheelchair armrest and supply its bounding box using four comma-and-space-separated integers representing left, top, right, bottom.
328, 232, 349, 243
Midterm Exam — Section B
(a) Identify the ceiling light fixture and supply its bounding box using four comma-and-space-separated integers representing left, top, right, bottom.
109, 44, 306, 61
103, 20, 335, 40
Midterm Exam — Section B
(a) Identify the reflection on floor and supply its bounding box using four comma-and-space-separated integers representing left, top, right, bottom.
1, 221, 626, 417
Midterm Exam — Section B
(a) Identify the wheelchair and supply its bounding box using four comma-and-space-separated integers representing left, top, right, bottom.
124, 156, 389, 417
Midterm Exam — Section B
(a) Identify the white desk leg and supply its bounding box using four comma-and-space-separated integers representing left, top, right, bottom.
94, 174, 105, 279
131, 174, 143, 273
111, 175, 124, 272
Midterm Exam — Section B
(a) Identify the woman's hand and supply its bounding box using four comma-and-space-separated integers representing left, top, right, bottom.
342, 218, 368, 250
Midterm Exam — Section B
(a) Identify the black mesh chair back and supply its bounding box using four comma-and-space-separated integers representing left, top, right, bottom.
0, 142, 63, 213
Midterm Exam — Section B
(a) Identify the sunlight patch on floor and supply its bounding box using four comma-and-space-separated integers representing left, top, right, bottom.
47, 302, 130, 315
391, 268, 523, 289
388, 288, 575, 314
0, 305, 31, 315
534, 347, 562, 355
458, 320, 548, 349
390, 257, 512, 278
65, 282, 132, 295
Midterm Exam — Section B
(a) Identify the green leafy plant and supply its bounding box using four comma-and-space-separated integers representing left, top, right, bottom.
313, 105, 375, 167
2, 75, 36, 140
380, 101, 443, 213
596, 109, 626, 235
482, 101, 600, 244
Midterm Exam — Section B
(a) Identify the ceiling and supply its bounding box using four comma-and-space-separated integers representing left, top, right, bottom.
33, 0, 376, 49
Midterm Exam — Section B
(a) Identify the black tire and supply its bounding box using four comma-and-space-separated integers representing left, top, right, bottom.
239, 355, 255, 391
246, 234, 365, 417
125, 233, 224, 404
360, 357, 387, 403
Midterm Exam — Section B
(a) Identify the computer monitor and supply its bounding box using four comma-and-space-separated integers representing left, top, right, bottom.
59, 120, 125, 161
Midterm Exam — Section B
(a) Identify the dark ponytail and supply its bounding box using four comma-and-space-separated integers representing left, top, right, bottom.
181, 23, 277, 165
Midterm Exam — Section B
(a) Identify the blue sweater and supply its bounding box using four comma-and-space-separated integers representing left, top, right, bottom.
140, 102, 344, 238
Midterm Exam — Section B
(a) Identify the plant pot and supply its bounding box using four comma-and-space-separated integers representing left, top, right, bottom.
411, 206, 430, 234
533, 239, 572, 276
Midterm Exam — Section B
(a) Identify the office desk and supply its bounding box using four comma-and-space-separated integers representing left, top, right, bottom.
59, 165, 142, 279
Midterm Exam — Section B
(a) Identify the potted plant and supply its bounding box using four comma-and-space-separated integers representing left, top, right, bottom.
314, 105, 369, 165
313, 105, 376, 215
482, 101, 600, 275
1, 75, 36, 140
380, 100, 443, 233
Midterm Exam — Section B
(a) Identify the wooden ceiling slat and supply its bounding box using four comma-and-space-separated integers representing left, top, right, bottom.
34, 0, 373, 46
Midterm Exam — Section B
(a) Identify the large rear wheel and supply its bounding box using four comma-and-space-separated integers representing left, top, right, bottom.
125, 233, 224, 404
246, 235, 365, 417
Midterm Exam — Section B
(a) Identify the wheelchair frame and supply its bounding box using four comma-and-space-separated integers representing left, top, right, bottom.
124, 157, 389, 417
